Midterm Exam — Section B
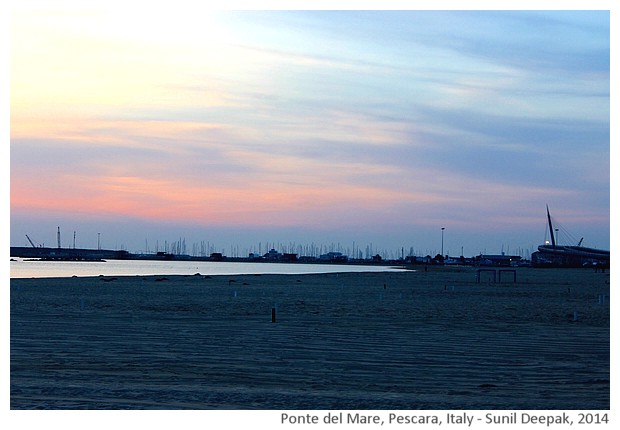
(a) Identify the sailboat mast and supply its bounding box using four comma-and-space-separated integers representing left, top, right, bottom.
546, 205, 556, 247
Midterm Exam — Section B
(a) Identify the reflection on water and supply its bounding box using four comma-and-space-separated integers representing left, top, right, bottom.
10, 257, 407, 278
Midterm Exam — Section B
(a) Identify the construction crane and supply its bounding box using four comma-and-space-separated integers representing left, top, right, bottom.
25, 234, 37, 248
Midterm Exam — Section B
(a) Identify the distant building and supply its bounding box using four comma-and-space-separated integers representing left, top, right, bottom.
258, 249, 298, 262
475, 254, 521, 267
282, 253, 298, 262
210, 252, 224, 261
264, 249, 281, 260
406, 255, 432, 264
319, 251, 348, 262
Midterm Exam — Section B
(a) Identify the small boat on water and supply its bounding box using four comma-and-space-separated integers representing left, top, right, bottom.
531, 206, 610, 268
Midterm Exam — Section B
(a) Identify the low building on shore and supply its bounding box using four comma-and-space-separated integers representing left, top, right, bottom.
475, 253, 522, 267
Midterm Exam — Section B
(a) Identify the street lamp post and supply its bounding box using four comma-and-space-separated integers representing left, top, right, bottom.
441, 227, 445, 258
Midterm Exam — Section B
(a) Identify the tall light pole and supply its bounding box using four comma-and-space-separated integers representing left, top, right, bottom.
97, 233, 101, 250
441, 227, 445, 257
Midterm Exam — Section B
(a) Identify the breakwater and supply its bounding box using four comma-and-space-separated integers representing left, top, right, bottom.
10, 246, 130, 261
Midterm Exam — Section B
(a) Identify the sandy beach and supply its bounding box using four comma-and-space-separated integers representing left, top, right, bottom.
10, 266, 610, 410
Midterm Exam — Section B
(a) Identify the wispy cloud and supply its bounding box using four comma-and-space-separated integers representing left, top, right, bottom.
10, 8, 610, 253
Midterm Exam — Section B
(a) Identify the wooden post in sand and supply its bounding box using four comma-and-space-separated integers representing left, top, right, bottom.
272, 307, 277, 323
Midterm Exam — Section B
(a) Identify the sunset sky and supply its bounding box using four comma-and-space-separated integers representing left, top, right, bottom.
8, 3, 611, 258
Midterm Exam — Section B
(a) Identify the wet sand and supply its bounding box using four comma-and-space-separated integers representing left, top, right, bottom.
10, 266, 610, 409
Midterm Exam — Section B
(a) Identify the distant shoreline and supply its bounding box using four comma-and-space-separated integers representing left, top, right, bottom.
10, 245, 408, 265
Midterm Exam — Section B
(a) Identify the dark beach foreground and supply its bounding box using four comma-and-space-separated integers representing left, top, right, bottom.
10, 267, 610, 409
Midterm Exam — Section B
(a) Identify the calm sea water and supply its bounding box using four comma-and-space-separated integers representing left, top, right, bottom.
9, 257, 407, 278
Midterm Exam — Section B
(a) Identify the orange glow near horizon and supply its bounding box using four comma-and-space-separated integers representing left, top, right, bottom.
11, 157, 569, 231
11, 172, 405, 225
9, 8, 610, 252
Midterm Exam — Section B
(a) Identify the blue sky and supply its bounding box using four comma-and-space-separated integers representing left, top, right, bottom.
8, 5, 611, 258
